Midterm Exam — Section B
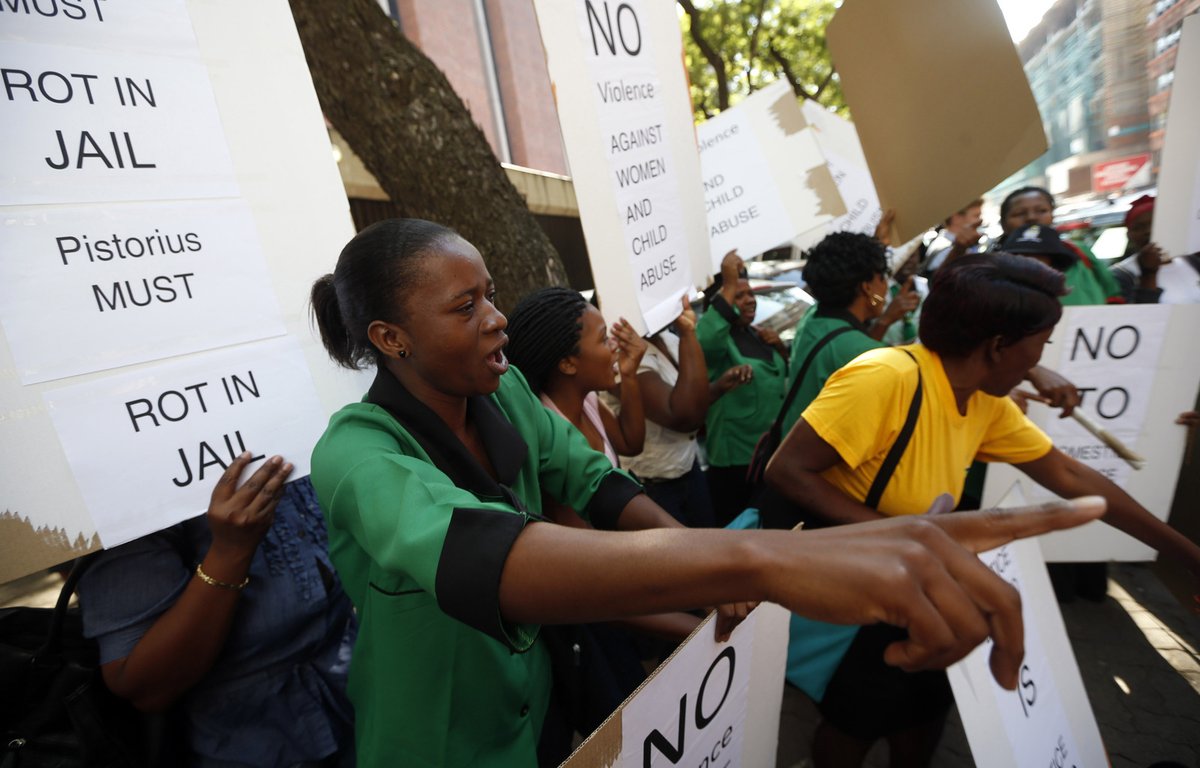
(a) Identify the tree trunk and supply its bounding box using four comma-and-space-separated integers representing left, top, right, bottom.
288, 0, 568, 311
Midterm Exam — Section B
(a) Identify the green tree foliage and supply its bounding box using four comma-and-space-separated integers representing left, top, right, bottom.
678, 0, 845, 120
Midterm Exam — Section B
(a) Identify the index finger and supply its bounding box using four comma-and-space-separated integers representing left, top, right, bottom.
932, 497, 1105, 554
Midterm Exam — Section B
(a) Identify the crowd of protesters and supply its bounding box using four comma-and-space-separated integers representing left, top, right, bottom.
70, 193, 1200, 768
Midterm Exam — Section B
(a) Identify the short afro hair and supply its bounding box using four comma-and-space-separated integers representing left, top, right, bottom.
800, 232, 889, 308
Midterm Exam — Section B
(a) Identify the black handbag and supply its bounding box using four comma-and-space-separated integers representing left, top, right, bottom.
0, 556, 171, 768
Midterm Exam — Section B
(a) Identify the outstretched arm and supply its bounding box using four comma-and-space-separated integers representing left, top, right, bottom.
1016, 448, 1200, 582
498, 498, 1105, 689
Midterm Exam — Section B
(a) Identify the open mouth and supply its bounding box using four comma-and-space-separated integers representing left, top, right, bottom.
486, 345, 509, 375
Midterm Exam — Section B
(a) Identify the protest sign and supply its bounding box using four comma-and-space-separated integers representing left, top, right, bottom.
0, 0, 362, 583
981, 304, 1200, 561
530, 0, 710, 335
1152, 14, 1200, 274
826, 0, 1046, 243
563, 602, 789, 768
794, 100, 882, 248
43, 337, 326, 546
0, 32, 239, 205
949, 488, 1106, 768
696, 81, 844, 263
0, 200, 285, 383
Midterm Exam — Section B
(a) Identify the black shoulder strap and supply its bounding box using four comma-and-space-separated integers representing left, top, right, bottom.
864, 350, 923, 510
772, 325, 856, 433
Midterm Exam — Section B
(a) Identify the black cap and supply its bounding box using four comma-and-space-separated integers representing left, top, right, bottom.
998, 224, 1077, 271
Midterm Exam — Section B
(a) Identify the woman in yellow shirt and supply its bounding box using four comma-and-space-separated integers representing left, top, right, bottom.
766, 253, 1200, 768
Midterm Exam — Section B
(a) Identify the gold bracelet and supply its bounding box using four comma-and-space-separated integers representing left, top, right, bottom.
195, 563, 249, 591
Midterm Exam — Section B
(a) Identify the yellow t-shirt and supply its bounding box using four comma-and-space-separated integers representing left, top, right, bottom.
801, 345, 1052, 516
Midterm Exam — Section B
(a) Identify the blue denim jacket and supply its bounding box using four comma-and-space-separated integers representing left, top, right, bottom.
78, 477, 357, 767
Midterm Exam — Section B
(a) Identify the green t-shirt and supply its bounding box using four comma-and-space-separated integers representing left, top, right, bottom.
311, 366, 642, 767
1062, 241, 1121, 306
697, 295, 788, 467
780, 305, 883, 436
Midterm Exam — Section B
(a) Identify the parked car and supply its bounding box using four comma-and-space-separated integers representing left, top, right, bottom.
1053, 189, 1155, 265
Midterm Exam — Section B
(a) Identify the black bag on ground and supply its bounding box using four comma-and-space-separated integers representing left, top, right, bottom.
0, 556, 172, 768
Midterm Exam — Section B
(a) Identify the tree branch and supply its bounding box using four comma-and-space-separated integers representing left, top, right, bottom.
678, 0, 730, 111
288, 0, 568, 308
745, 0, 769, 94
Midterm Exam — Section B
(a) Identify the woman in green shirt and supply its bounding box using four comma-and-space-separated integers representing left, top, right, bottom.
308, 218, 1103, 767
697, 250, 789, 525
998, 186, 1123, 306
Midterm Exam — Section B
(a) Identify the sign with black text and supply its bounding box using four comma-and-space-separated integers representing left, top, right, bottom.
43, 336, 325, 546
531, 0, 710, 335
0, 200, 285, 383
949, 488, 1106, 767
562, 603, 789, 767
982, 304, 1200, 561
0, 35, 239, 205
0, 0, 362, 584
696, 81, 845, 262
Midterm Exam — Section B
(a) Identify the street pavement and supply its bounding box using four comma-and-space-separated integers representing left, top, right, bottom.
777, 563, 1200, 768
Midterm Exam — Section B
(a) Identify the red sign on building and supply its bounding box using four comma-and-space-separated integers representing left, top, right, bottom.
1092, 154, 1151, 193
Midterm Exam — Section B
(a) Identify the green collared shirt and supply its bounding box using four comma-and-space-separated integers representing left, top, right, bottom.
312, 366, 642, 767
697, 294, 788, 467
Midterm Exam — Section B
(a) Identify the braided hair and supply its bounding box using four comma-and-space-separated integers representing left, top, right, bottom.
505, 286, 590, 394
800, 232, 888, 308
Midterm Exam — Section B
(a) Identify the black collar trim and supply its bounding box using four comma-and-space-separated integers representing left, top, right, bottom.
366, 369, 529, 498
814, 305, 870, 333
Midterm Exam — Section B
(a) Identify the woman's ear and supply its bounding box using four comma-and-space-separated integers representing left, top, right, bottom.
984, 334, 1006, 364
367, 320, 412, 361
557, 356, 578, 376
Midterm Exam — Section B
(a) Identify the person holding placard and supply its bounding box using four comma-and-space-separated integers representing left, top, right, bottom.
698, 249, 789, 525
502, 285, 702, 756
1110, 195, 1200, 304
307, 218, 1108, 768
765, 254, 1200, 768
77, 456, 358, 767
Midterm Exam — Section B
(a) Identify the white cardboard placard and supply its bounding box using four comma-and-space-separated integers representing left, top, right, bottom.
0, 38, 238, 205
1152, 14, 1200, 263
696, 81, 845, 263
0, 0, 199, 54
530, 0, 710, 335
564, 601, 789, 768
794, 100, 882, 248
948, 487, 1106, 768
981, 304, 1200, 561
0, 200, 285, 383
0, 0, 363, 583
43, 336, 326, 547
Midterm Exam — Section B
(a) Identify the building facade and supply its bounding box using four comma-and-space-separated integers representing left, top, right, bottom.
1145, 0, 1200, 165
997, 0, 1154, 203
